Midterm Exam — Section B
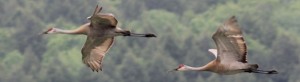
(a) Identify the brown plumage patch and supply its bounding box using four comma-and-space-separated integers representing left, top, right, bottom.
225, 16, 248, 63
237, 37, 247, 63
228, 34, 247, 63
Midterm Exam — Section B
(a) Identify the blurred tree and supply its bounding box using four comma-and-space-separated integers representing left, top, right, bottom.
0, 0, 299, 82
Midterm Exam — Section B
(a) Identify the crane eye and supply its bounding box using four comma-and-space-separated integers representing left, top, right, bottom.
178, 64, 184, 68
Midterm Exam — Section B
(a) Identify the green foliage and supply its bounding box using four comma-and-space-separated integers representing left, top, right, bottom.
0, 0, 300, 82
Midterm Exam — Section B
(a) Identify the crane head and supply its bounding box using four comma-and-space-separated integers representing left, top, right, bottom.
176, 64, 185, 70
167, 64, 185, 73
170, 64, 186, 72
43, 27, 56, 34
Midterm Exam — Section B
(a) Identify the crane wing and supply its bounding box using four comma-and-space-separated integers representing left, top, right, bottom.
89, 5, 118, 29
89, 5, 102, 27
93, 5, 102, 16
81, 36, 114, 72
212, 16, 247, 63
90, 14, 118, 29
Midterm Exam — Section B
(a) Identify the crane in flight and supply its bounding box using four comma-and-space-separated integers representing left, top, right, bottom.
43, 5, 156, 72
171, 16, 277, 75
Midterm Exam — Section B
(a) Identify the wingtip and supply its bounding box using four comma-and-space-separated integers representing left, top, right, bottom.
229, 15, 237, 22
93, 5, 102, 16
94, 5, 98, 14
94, 68, 102, 72
99, 6, 103, 13
96, 5, 103, 13
91, 69, 102, 72
223, 15, 238, 25
231, 15, 236, 19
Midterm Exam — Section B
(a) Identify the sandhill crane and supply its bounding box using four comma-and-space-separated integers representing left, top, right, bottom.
43, 5, 156, 72
171, 16, 277, 75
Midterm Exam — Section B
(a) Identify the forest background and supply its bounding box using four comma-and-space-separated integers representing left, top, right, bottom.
0, 0, 299, 82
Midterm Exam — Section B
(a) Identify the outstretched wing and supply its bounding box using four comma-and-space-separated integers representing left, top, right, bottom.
81, 36, 114, 72
93, 5, 102, 16
89, 5, 102, 27
212, 16, 247, 63
89, 5, 118, 28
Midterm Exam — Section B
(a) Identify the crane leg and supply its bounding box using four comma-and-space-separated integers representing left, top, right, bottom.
121, 31, 156, 37
244, 69, 278, 74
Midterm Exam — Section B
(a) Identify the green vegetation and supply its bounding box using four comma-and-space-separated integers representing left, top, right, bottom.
0, 0, 299, 82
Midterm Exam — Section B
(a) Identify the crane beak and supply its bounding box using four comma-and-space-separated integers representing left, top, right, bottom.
42, 27, 55, 34
42, 30, 50, 34
39, 30, 49, 36
173, 68, 179, 71
167, 68, 178, 73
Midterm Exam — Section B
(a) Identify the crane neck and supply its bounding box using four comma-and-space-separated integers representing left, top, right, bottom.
55, 28, 80, 34
185, 65, 208, 71
54, 27, 88, 35
52, 23, 89, 35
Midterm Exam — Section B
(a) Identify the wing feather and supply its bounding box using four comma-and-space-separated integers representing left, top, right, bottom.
81, 36, 114, 71
90, 5, 117, 28
212, 16, 247, 63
